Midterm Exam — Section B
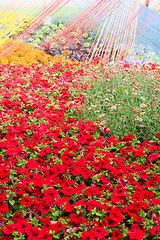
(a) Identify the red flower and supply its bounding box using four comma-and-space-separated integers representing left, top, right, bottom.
107, 136, 119, 146
109, 207, 124, 224
149, 225, 160, 235
82, 226, 108, 239
133, 146, 145, 157
111, 229, 123, 240
60, 187, 77, 195
12, 213, 24, 222
38, 147, 52, 157
15, 220, 32, 234
104, 217, 118, 228
55, 197, 69, 207
69, 213, 85, 226
84, 186, 102, 197
26, 226, 41, 240
64, 204, 75, 212
0, 166, 10, 183
20, 196, 34, 208
147, 152, 159, 163
128, 224, 145, 240
51, 222, 66, 233
121, 134, 135, 143
123, 63, 130, 68
0, 203, 9, 213
43, 188, 59, 202
155, 132, 160, 138
38, 201, 52, 215
39, 227, 53, 240
77, 130, 94, 145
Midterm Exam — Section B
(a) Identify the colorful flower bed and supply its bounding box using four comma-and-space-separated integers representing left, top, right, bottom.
0, 59, 160, 240
0, 10, 32, 47
0, 42, 71, 66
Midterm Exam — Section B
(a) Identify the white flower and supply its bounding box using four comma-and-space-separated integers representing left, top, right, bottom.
111, 106, 116, 110
140, 104, 146, 108
141, 97, 145, 101
98, 114, 105, 118
135, 116, 143, 121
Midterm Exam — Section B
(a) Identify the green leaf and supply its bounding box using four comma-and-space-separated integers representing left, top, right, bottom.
6, 210, 12, 218
22, 209, 27, 216
9, 199, 15, 206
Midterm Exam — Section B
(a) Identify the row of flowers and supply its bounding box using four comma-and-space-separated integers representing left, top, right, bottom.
0, 42, 72, 66
0, 61, 160, 239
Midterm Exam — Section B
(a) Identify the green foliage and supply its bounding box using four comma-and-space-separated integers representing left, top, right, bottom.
35, 30, 43, 39
42, 25, 50, 34
83, 42, 90, 48
75, 65, 160, 141
51, 24, 58, 31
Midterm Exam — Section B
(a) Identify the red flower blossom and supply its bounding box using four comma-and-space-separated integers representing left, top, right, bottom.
121, 134, 135, 143
15, 220, 32, 234
84, 186, 102, 197
43, 188, 59, 202
128, 224, 145, 240
12, 213, 24, 222
133, 146, 145, 157
38, 201, 52, 215
39, 227, 53, 240
51, 222, 66, 233
155, 132, 160, 138
20, 196, 34, 208
69, 213, 85, 226
64, 204, 75, 212
111, 229, 123, 240
82, 226, 108, 239
26, 226, 42, 240
149, 225, 160, 235
0, 203, 9, 213
60, 187, 77, 195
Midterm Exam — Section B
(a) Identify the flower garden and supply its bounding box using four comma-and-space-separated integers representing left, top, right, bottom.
0, 5, 160, 240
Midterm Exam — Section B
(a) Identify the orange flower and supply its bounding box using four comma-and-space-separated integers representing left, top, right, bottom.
0, 41, 55, 65
62, 50, 69, 56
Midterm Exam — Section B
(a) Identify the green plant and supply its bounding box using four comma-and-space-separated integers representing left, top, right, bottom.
51, 24, 58, 31
42, 25, 50, 34
83, 42, 90, 48
75, 64, 160, 141
35, 30, 43, 39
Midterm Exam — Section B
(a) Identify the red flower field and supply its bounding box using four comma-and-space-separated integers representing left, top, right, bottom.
0, 60, 160, 239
